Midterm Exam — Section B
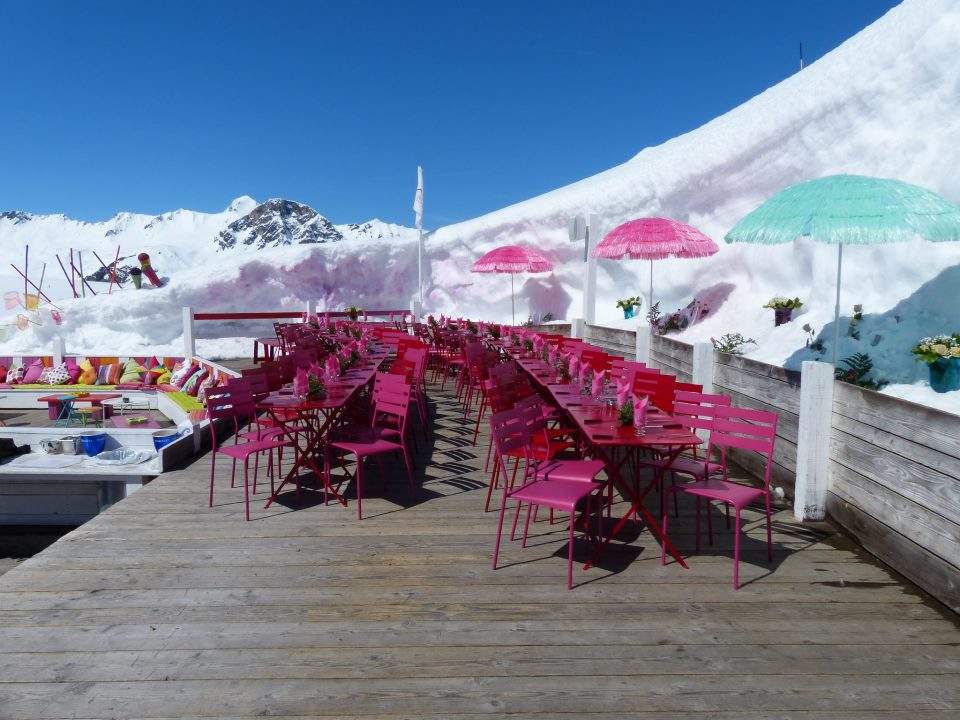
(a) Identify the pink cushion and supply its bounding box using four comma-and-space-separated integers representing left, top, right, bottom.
64, 359, 81, 384
21, 360, 45, 384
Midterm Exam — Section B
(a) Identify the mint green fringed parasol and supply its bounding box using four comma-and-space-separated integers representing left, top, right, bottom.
725, 174, 960, 365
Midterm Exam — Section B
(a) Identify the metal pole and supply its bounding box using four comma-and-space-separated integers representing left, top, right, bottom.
649, 259, 654, 317
831, 243, 843, 366
511, 273, 515, 326
417, 228, 423, 306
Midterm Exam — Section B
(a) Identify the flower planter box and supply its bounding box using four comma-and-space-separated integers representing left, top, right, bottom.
774, 308, 793, 326
622, 306, 637, 320
928, 357, 960, 393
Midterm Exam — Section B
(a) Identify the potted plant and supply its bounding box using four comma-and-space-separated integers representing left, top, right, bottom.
616, 296, 643, 320
912, 334, 960, 393
307, 373, 327, 401
345, 305, 362, 322
763, 297, 803, 326
617, 398, 634, 427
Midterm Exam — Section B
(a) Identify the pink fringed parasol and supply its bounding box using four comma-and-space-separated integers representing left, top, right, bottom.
472, 245, 553, 324
593, 217, 718, 318
472, 245, 553, 273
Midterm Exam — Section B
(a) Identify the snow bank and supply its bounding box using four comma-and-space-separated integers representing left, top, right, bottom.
1, 0, 959, 413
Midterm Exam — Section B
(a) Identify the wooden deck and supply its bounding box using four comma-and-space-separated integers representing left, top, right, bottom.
0, 382, 958, 718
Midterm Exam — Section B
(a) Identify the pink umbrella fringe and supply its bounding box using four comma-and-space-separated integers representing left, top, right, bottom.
472, 245, 553, 274
593, 217, 719, 260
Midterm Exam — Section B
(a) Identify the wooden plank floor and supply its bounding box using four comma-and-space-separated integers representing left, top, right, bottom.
1, 381, 958, 718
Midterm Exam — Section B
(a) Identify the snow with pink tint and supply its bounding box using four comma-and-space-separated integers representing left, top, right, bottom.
1, 0, 959, 414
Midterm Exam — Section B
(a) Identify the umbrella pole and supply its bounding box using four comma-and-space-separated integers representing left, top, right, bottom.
649, 259, 654, 318
831, 243, 843, 367
511, 273, 515, 326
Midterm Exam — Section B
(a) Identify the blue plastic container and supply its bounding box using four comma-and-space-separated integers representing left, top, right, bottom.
152, 430, 181, 451
79, 432, 107, 457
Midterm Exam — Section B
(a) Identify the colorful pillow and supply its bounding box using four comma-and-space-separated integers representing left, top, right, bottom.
143, 367, 163, 386
21, 359, 45, 384
197, 370, 218, 403
183, 368, 209, 397
169, 362, 198, 389
7, 364, 24, 384
95, 363, 116, 385
119, 358, 146, 385
39, 362, 70, 385
64, 358, 81, 384
77, 359, 97, 385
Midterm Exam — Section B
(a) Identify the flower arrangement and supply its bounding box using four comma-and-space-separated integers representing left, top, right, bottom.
763, 297, 803, 310
764, 297, 801, 327
294, 365, 327, 400
307, 373, 327, 400
617, 296, 643, 320
911, 334, 960, 364
345, 306, 362, 322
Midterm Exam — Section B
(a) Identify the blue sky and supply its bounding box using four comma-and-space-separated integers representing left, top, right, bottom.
0, 0, 898, 227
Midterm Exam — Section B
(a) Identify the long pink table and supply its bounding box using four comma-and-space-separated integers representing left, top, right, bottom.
509, 353, 701, 569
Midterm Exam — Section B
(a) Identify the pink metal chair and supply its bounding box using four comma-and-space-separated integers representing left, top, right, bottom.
484, 394, 577, 512
660, 404, 779, 589
638, 390, 733, 515
325, 384, 416, 520
401, 346, 430, 437
489, 408, 604, 590
206, 386, 294, 521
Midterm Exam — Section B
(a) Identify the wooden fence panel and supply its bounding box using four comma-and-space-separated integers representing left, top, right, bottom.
826, 383, 960, 613
583, 324, 635, 359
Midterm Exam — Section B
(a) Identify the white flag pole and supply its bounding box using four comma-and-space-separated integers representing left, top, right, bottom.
413, 166, 425, 308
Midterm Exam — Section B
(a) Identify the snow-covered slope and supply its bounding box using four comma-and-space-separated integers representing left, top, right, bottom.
422, 0, 960, 385
1, 0, 958, 404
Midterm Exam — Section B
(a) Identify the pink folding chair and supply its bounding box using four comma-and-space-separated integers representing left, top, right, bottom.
206, 386, 294, 521
325, 384, 416, 520
489, 408, 604, 590
639, 390, 733, 515
660, 404, 779, 589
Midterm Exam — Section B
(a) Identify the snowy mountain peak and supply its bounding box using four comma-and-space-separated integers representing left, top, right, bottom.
216, 198, 344, 251
0, 210, 33, 225
336, 218, 420, 243
227, 195, 257, 214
